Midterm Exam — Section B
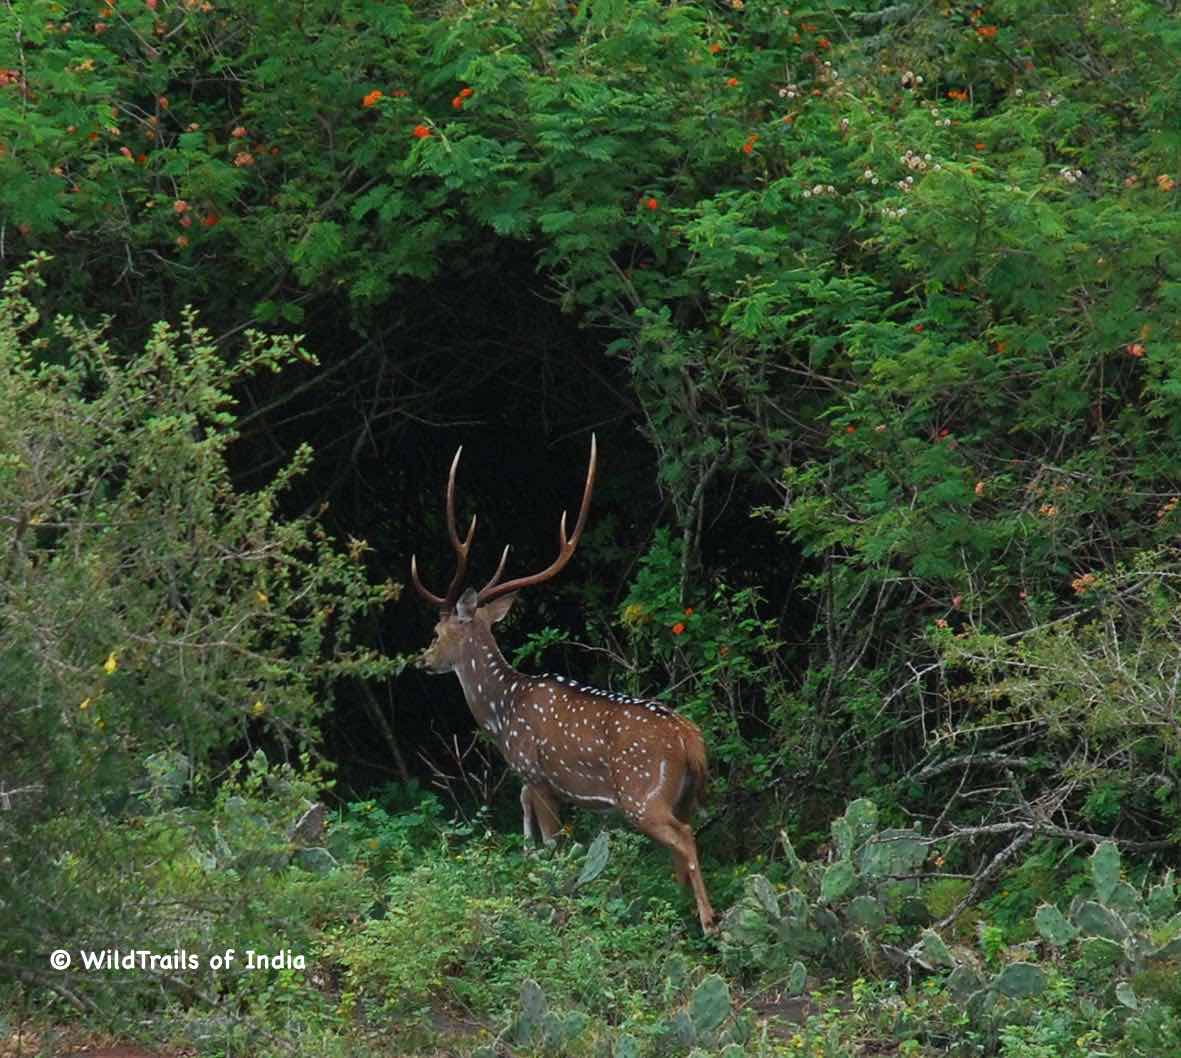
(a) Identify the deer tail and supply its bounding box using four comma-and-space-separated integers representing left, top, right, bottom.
676, 717, 709, 821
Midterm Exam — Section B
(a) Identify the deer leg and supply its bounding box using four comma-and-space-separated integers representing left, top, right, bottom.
520, 785, 538, 845
522, 783, 562, 846
632, 812, 716, 934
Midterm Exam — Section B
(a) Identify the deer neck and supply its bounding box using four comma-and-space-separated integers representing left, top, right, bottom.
452, 624, 520, 736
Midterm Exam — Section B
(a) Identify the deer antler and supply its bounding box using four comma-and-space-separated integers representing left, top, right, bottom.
410, 446, 477, 610
477, 434, 597, 606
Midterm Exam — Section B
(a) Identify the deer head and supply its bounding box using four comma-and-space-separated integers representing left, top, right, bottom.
410, 436, 716, 933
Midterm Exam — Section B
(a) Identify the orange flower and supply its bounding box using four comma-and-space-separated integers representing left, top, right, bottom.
1127, 342, 1146, 358
708, 42, 723, 54
173, 199, 189, 213
671, 622, 686, 636
741, 134, 758, 155
413, 124, 431, 139
175, 234, 189, 248
645, 196, 659, 210
947, 88, 968, 102
361, 89, 383, 109
232, 151, 255, 166
725, 77, 739, 87
231, 125, 247, 138
817, 37, 830, 49
459, 87, 474, 98
684, 607, 695, 616
976, 25, 998, 39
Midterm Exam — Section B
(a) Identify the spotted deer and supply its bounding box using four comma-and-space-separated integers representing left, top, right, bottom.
411, 437, 716, 932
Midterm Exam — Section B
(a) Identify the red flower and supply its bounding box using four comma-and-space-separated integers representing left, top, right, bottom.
361, 90, 383, 109
725, 77, 739, 87
913, 323, 924, 332
645, 196, 659, 210
459, 87, 474, 98
413, 124, 431, 139
817, 37, 830, 49
684, 607, 695, 616
671, 622, 686, 636
452, 96, 464, 110
976, 25, 998, 39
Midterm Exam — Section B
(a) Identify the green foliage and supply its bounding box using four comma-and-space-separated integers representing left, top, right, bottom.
0, 256, 398, 1032
617, 529, 788, 800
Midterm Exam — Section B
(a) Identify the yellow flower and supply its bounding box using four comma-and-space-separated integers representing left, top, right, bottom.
103, 652, 118, 674
251, 700, 267, 716
255, 590, 269, 606
80, 697, 91, 711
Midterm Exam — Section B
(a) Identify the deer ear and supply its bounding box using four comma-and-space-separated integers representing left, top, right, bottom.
454, 588, 480, 623
481, 592, 518, 624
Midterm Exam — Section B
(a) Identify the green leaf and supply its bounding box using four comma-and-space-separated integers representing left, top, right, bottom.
576, 831, 610, 887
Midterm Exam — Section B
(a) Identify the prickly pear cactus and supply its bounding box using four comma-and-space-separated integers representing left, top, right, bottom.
721, 798, 927, 978
689, 974, 732, 1039
991, 962, 1046, 1000
512, 977, 547, 1045
614, 1033, 640, 1058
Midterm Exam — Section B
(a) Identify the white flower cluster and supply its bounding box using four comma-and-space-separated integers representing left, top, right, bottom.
929, 107, 952, 128
902, 149, 932, 172
882, 205, 909, 220
1060, 167, 1083, 184
802, 183, 837, 198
